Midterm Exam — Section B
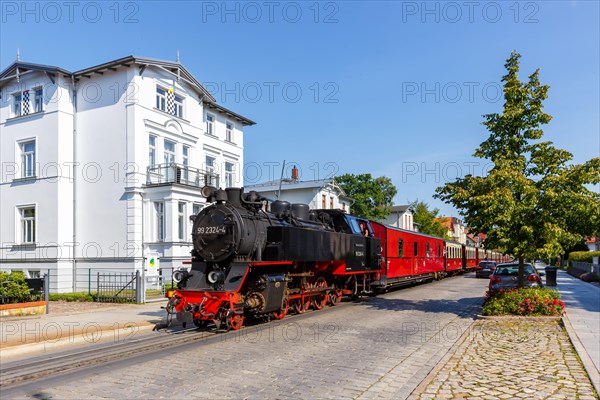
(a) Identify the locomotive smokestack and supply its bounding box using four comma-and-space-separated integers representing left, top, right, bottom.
291, 166, 299, 181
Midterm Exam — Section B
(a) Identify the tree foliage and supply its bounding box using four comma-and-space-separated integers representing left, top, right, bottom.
435, 51, 600, 286
410, 200, 451, 239
335, 173, 397, 220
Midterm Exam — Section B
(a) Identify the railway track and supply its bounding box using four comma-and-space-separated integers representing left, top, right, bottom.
0, 326, 212, 388
0, 298, 357, 389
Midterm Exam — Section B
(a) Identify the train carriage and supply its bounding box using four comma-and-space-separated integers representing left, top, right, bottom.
445, 241, 463, 274
370, 222, 445, 290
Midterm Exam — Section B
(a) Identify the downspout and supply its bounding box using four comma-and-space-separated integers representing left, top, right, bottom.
71, 74, 77, 291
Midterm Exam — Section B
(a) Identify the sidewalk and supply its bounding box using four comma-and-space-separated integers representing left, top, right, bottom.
410, 270, 600, 399
0, 300, 169, 359
555, 268, 600, 392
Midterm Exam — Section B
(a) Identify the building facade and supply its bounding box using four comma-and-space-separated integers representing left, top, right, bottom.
435, 217, 467, 245
379, 205, 415, 231
0, 56, 254, 292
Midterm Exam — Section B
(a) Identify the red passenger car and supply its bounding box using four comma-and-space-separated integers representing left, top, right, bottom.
370, 222, 445, 290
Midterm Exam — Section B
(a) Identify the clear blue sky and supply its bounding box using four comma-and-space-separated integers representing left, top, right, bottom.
1, 1, 598, 216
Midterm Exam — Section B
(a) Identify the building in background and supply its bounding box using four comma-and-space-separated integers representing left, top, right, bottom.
245, 166, 352, 213
0, 56, 254, 292
435, 217, 467, 244
378, 205, 415, 231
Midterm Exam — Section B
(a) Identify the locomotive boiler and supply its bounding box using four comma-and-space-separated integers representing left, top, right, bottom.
167, 186, 382, 330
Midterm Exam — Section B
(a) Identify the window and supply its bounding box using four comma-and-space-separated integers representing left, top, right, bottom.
156, 87, 166, 111
192, 203, 202, 216
154, 202, 164, 241
414, 242, 418, 257
182, 145, 189, 183
225, 162, 234, 187
205, 156, 216, 186
13, 93, 22, 116
164, 140, 175, 164
173, 95, 184, 118
226, 121, 233, 142
438, 244, 441, 257
206, 114, 215, 135
426, 242, 431, 258
149, 136, 156, 166
34, 88, 43, 113
178, 202, 186, 240
18, 206, 36, 244
398, 238, 404, 257
322, 194, 326, 208
330, 196, 334, 209
28, 270, 41, 278
20, 140, 36, 178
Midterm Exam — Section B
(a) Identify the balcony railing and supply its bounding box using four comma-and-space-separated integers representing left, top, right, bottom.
147, 163, 219, 188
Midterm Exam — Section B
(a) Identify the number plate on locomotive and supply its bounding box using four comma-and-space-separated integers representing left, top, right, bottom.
197, 226, 226, 235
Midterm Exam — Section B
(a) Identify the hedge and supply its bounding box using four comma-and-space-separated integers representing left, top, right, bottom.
49, 292, 97, 302
568, 251, 600, 263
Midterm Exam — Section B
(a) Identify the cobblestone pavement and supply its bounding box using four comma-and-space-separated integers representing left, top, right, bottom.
411, 319, 598, 400
4, 275, 487, 399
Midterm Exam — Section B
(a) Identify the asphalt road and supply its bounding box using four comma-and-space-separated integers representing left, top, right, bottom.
3, 274, 489, 400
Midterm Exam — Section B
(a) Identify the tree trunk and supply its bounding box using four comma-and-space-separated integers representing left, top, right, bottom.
518, 256, 525, 288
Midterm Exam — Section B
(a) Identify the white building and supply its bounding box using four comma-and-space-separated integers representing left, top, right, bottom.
379, 205, 415, 231
245, 167, 352, 213
0, 56, 254, 292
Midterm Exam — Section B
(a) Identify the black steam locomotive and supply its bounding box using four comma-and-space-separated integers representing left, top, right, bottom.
168, 186, 381, 329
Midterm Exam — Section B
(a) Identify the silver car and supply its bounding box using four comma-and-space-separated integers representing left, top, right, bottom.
489, 263, 544, 291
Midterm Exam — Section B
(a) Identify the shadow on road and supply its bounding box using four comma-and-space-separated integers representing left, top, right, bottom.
362, 295, 483, 316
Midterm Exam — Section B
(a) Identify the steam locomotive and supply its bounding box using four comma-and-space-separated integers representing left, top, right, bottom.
166, 186, 510, 330
167, 186, 382, 330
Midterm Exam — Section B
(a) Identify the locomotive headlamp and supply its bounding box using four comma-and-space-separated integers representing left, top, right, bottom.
173, 269, 190, 283
207, 270, 225, 284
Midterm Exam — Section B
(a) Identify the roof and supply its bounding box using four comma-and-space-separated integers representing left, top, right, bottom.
246, 178, 348, 197
0, 61, 71, 87
206, 102, 256, 126
247, 178, 335, 192
1, 55, 255, 126
73, 55, 216, 102
389, 205, 414, 214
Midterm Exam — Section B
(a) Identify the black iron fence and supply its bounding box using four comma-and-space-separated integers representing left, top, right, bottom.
96, 271, 141, 303
147, 163, 219, 187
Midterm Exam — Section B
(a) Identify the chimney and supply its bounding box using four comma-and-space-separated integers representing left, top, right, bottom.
291, 165, 299, 180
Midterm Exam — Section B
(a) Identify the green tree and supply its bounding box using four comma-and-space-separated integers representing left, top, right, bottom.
435, 51, 600, 287
410, 200, 451, 239
335, 173, 397, 220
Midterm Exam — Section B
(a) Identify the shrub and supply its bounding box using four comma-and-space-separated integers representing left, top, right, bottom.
0, 271, 32, 304
482, 287, 565, 316
568, 251, 600, 263
49, 292, 96, 302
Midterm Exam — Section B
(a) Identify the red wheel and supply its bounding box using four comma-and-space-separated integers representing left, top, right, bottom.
273, 298, 290, 320
329, 289, 343, 306
312, 277, 328, 310
294, 297, 310, 314
227, 313, 244, 330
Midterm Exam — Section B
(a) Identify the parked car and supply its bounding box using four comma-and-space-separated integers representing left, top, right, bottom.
533, 260, 548, 270
476, 261, 497, 278
489, 263, 544, 291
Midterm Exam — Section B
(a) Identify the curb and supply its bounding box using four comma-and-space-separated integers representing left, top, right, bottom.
562, 314, 600, 395
0, 322, 157, 360
476, 314, 562, 321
